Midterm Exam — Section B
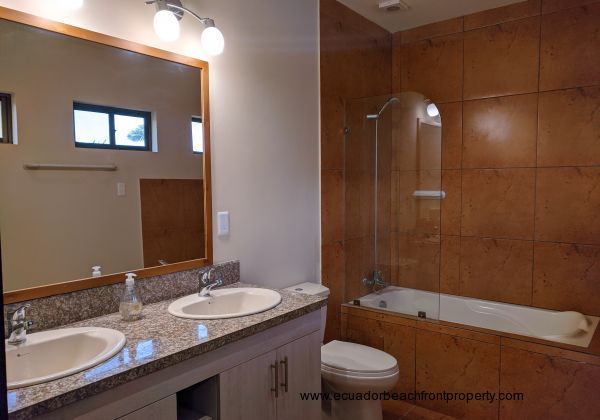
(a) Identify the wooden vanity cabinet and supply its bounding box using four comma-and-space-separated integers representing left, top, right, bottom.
117, 395, 177, 420
35, 312, 322, 420
220, 331, 321, 420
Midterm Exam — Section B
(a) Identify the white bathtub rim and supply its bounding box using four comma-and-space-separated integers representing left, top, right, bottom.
358, 287, 599, 348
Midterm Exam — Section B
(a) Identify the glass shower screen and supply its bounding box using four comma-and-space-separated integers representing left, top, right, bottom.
344, 92, 442, 320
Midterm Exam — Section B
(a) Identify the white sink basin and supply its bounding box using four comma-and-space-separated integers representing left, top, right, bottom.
5, 327, 126, 389
168, 288, 282, 319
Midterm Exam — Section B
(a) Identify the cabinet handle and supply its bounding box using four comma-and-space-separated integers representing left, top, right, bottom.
280, 357, 289, 393
270, 363, 279, 398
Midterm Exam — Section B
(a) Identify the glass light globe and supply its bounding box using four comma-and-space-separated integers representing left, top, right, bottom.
201, 26, 225, 56
154, 10, 180, 42
426, 103, 439, 117
57, 0, 84, 11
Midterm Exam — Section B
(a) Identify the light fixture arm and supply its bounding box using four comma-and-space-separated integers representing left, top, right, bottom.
165, 3, 215, 27
145, 0, 215, 27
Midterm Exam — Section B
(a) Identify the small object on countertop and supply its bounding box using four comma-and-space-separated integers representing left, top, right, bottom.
119, 273, 143, 321
92, 266, 102, 277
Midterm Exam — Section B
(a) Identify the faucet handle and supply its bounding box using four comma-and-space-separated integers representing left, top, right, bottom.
200, 268, 215, 285
15, 320, 33, 330
10, 303, 31, 321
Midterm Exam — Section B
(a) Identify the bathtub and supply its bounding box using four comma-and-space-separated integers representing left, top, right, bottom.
358, 286, 599, 348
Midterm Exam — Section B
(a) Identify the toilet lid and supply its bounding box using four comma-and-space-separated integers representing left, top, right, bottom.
321, 340, 398, 374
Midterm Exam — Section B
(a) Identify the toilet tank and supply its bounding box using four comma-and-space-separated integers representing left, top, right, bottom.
285, 282, 330, 344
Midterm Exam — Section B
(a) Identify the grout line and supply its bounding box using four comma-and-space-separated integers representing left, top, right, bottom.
459, 25, 465, 294
392, 0, 600, 43
462, 83, 600, 102
541, 0, 600, 15
389, 164, 600, 174
421, 80, 600, 106
498, 342, 502, 419
413, 325, 418, 410
341, 96, 348, 307
401, 404, 417, 419
392, 231, 600, 248
531, 5, 543, 307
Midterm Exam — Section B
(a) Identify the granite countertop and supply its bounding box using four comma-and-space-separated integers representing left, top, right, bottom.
7, 283, 327, 419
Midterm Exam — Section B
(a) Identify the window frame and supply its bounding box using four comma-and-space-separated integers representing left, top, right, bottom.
0, 93, 13, 144
73, 102, 152, 151
191, 116, 203, 154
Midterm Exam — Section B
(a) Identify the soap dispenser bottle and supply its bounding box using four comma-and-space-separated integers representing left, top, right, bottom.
120, 273, 143, 321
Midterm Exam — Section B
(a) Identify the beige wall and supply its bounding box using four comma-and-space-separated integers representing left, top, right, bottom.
0, 20, 202, 290
0, 0, 321, 289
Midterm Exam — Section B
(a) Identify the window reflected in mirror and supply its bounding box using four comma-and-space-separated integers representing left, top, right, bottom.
0, 92, 13, 144
192, 117, 203, 154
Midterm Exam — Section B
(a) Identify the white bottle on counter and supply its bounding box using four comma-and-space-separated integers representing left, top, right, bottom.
119, 273, 143, 321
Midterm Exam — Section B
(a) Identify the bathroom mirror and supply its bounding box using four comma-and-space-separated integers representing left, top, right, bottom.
0, 8, 212, 303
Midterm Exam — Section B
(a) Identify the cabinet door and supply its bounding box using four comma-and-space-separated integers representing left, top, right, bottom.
276, 331, 321, 420
117, 395, 176, 420
220, 350, 277, 420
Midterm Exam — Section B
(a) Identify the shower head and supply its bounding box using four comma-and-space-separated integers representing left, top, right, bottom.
366, 97, 400, 120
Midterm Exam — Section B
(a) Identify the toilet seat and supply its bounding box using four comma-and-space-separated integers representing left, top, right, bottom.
321, 340, 398, 377
321, 363, 399, 379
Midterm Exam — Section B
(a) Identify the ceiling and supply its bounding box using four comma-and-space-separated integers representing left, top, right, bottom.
336, 0, 525, 32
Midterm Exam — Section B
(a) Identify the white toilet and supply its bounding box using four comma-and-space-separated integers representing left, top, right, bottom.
286, 283, 399, 420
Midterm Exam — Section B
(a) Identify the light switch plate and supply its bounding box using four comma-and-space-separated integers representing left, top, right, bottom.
217, 211, 229, 236
117, 182, 126, 196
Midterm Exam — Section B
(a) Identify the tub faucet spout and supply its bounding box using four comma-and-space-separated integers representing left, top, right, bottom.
362, 270, 389, 292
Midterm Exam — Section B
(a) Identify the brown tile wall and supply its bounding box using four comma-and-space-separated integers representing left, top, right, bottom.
321, 0, 600, 343
391, 0, 600, 315
320, 0, 391, 342
342, 305, 600, 420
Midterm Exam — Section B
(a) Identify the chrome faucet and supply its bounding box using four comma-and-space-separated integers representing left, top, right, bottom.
199, 268, 223, 297
7, 304, 33, 345
362, 270, 389, 292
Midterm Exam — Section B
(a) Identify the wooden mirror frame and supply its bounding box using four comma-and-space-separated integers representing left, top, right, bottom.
0, 6, 213, 304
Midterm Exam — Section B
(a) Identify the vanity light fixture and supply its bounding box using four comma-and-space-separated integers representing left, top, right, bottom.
152, 0, 180, 42
146, 0, 225, 56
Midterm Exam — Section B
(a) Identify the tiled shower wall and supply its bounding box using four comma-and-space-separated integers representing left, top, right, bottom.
320, 0, 391, 342
391, 0, 600, 315
321, 0, 600, 342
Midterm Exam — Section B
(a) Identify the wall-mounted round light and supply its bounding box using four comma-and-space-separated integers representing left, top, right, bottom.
426, 103, 439, 118
57, 0, 84, 11
201, 26, 225, 56
153, 9, 181, 42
